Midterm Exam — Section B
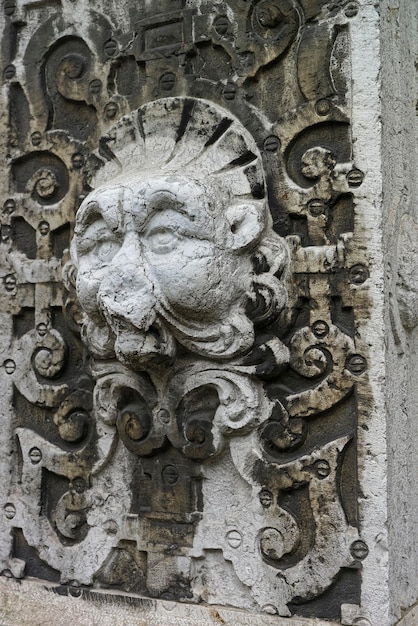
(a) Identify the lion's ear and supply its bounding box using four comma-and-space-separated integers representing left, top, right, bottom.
225, 203, 264, 251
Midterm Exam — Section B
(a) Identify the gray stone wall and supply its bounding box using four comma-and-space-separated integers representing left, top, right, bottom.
0, 1, 416, 625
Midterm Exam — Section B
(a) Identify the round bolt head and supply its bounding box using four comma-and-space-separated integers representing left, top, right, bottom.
263, 135, 280, 152
347, 354, 367, 374
89, 79, 102, 95
104, 39, 118, 57
68, 584, 82, 597
350, 264, 369, 284
3, 65, 16, 80
350, 539, 369, 560
223, 84, 236, 100
259, 489, 273, 507
158, 408, 170, 424
162, 464, 179, 486
345, 2, 359, 18
3, 359, 15, 374
31, 131, 42, 146
314, 459, 330, 478
71, 153, 84, 169
4, 274, 16, 291
4, 503, 15, 519
214, 15, 229, 35
159, 72, 176, 92
347, 168, 364, 187
3, 199, 15, 215
308, 198, 325, 217
38, 221, 50, 236
226, 529, 242, 548
315, 98, 331, 116
4, 0, 16, 16
103, 519, 118, 534
104, 102, 118, 119
29, 447, 42, 464
36, 322, 48, 337
312, 319, 329, 338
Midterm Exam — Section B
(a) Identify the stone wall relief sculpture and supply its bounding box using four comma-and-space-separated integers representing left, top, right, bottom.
0, 0, 370, 621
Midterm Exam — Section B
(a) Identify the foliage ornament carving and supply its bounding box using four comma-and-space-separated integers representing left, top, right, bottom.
0, 0, 369, 621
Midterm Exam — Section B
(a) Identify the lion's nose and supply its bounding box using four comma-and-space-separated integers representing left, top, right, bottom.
97, 239, 157, 331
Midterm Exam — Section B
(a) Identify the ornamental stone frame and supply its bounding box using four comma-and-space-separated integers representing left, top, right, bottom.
0, 1, 417, 626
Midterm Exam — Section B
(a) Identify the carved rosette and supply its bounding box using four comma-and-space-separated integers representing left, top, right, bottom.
0, 0, 368, 620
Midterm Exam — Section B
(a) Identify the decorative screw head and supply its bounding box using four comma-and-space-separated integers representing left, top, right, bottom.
38, 221, 50, 236
314, 459, 330, 478
103, 519, 118, 534
158, 408, 170, 424
36, 322, 48, 336
259, 489, 273, 507
214, 16, 229, 35
68, 583, 82, 597
104, 39, 118, 57
264, 135, 280, 152
347, 168, 364, 187
162, 464, 179, 486
3, 64, 15, 80
104, 102, 118, 119
312, 320, 329, 338
4, 274, 16, 292
71, 153, 84, 169
315, 98, 331, 116
29, 447, 42, 464
4, 503, 15, 519
350, 264, 369, 284
4, 0, 16, 16
345, 2, 359, 18
31, 131, 42, 146
159, 72, 176, 92
89, 79, 102, 95
223, 84, 236, 100
3, 199, 15, 215
226, 529, 242, 548
308, 198, 325, 217
3, 359, 15, 374
350, 539, 369, 560
347, 354, 367, 374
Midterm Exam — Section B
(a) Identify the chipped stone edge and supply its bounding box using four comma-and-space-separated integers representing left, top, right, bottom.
349, 2, 390, 626
0, 577, 340, 626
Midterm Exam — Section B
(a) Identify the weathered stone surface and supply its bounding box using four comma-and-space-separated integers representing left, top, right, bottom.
0, 0, 416, 625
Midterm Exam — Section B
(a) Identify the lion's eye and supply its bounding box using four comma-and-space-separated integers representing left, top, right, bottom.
95, 238, 120, 261
146, 227, 179, 254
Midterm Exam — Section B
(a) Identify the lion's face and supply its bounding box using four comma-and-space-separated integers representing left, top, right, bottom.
72, 173, 267, 367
